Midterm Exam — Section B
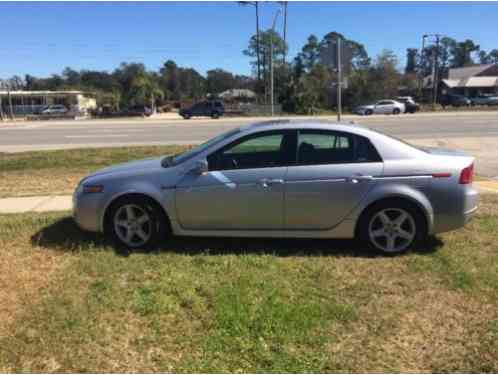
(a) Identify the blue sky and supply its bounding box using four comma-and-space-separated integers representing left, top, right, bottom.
1, 1, 497, 79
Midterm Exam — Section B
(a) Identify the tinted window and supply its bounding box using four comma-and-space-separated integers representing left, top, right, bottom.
355, 135, 382, 163
208, 131, 287, 171
296, 131, 381, 165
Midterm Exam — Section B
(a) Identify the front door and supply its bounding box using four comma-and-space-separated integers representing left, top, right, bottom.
284, 130, 384, 230
175, 130, 292, 230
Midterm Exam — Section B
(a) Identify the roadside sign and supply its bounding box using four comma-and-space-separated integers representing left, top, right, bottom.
319, 39, 353, 75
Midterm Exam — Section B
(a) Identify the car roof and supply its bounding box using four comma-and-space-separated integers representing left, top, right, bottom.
239, 119, 376, 137
232, 119, 426, 161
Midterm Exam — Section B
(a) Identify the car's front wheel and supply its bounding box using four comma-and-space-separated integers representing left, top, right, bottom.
106, 196, 168, 250
393, 108, 401, 115
358, 200, 426, 254
211, 111, 220, 119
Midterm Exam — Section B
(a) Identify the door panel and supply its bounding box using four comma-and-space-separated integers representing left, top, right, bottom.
176, 129, 292, 231
175, 167, 286, 230
285, 130, 383, 230
285, 163, 382, 229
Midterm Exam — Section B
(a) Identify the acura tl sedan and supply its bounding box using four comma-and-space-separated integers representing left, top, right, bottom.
354, 100, 406, 116
73, 121, 478, 254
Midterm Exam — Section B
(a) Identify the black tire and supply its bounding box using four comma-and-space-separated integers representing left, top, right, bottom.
105, 195, 169, 250
365, 109, 373, 116
357, 199, 427, 255
182, 113, 191, 120
392, 108, 401, 115
211, 111, 220, 119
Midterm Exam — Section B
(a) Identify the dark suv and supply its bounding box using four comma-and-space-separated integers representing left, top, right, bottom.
180, 101, 224, 119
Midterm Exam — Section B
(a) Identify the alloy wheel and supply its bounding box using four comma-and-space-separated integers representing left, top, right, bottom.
113, 204, 152, 247
368, 208, 416, 253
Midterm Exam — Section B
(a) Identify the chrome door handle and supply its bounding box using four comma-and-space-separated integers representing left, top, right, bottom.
268, 178, 284, 185
348, 175, 373, 184
259, 178, 284, 187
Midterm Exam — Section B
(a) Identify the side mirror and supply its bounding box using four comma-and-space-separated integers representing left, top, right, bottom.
191, 159, 209, 175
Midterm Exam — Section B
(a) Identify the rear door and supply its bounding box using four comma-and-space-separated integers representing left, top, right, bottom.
375, 101, 392, 114
284, 129, 383, 230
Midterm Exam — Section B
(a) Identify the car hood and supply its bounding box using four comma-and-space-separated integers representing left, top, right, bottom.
89, 157, 164, 179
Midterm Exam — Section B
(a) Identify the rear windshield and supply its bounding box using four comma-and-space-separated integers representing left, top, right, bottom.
369, 128, 427, 153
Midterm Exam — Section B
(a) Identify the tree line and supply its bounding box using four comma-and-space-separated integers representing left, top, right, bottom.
1, 28, 496, 113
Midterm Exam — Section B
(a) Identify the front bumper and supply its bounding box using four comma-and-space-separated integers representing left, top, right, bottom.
72, 190, 103, 232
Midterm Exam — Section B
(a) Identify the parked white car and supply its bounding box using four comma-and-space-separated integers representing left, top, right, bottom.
354, 100, 406, 116
41, 105, 68, 115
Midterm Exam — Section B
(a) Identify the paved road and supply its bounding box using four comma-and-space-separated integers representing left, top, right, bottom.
0, 112, 497, 150
1, 111, 497, 176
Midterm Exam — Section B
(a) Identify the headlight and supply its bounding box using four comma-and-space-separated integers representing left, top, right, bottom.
82, 184, 104, 193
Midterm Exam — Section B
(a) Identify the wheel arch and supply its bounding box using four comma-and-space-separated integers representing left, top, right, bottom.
101, 191, 171, 234
353, 190, 433, 238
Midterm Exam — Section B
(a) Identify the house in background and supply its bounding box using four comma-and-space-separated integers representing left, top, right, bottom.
440, 64, 498, 97
0, 90, 96, 117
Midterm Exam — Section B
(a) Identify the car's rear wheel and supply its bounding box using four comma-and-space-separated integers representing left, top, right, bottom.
358, 200, 426, 254
106, 196, 168, 250
393, 108, 401, 115
211, 111, 220, 119
182, 113, 191, 119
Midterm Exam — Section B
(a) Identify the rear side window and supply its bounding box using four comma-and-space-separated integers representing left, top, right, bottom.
296, 130, 382, 165
355, 135, 382, 163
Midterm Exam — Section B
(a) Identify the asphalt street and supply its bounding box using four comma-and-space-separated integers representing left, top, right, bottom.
1, 111, 497, 176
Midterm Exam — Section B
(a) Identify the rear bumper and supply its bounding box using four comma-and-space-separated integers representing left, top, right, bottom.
432, 186, 478, 234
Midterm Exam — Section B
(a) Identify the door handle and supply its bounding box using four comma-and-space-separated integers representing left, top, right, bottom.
348, 175, 373, 184
259, 178, 284, 187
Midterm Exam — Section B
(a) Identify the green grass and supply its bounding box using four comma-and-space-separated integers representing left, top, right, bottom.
1, 195, 498, 372
0, 145, 189, 198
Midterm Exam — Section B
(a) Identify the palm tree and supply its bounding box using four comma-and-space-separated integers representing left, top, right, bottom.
238, 1, 261, 82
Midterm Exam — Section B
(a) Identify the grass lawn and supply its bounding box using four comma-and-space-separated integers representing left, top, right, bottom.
0, 194, 497, 372
0, 146, 189, 198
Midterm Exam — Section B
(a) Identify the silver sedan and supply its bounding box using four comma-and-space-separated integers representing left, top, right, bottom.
73, 121, 478, 254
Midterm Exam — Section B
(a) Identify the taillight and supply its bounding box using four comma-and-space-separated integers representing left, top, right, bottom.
459, 163, 474, 184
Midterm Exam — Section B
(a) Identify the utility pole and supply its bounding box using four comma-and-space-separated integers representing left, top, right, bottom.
419, 34, 428, 100
433, 34, 440, 108
0, 82, 4, 121
7, 84, 14, 120
270, 9, 281, 117
337, 36, 342, 122
255, 2, 261, 83
281, 1, 287, 65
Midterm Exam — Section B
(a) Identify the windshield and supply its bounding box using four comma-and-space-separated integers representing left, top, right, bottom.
161, 127, 241, 167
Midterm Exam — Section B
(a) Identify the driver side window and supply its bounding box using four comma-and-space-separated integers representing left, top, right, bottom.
208, 132, 285, 171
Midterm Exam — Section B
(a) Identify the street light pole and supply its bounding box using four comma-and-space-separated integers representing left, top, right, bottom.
270, 9, 281, 117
